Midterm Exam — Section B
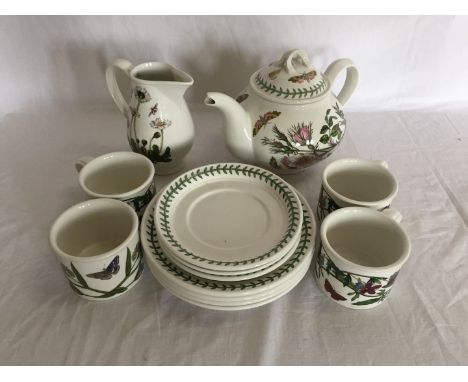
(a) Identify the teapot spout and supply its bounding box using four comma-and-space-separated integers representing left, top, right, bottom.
204, 92, 254, 163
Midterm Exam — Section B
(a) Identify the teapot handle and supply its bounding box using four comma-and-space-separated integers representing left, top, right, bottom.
105, 59, 134, 117
324, 59, 359, 106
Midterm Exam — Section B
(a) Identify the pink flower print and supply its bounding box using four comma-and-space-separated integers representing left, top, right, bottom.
292, 133, 303, 145
300, 126, 311, 141
356, 279, 381, 295
150, 117, 172, 130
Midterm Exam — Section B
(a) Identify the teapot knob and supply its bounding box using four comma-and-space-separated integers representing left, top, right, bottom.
282, 49, 311, 74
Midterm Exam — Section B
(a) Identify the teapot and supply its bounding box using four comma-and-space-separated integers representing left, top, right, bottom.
205, 49, 359, 174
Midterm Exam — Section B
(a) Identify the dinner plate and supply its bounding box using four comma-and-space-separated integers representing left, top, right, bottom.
141, 187, 315, 301
153, 248, 310, 306
154, 163, 303, 272
155, 263, 310, 310
162, 237, 299, 281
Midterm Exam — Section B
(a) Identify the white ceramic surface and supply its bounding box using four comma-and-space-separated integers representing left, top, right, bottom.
50, 198, 143, 300
155, 265, 305, 305
154, 163, 303, 272
155, 261, 310, 311
106, 60, 195, 175
205, 49, 359, 174
141, 189, 315, 303
162, 240, 298, 281
76, 151, 155, 216
313, 207, 411, 310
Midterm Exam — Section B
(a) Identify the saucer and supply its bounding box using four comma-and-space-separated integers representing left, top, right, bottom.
154, 163, 303, 272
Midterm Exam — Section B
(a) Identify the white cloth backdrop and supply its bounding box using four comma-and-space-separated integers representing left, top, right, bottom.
1, 16, 468, 365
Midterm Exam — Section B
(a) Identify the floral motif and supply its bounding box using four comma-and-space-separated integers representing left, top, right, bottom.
355, 279, 381, 295
316, 186, 340, 222
255, 73, 327, 99
313, 245, 398, 307
150, 117, 172, 130
134, 86, 151, 103
127, 86, 172, 164
289, 122, 314, 146
288, 70, 317, 84
261, 103, 345, 171
130, 107, 140, 118
280, 155, 318, 170
253, 111, 281, 137
123, 184, 155, 216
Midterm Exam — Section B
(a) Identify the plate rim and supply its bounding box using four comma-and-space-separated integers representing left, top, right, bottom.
141, 187, 315, 296
154, 163, 303, 268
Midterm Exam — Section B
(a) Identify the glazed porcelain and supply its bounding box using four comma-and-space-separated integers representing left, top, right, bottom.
164, 243, 297, 282
141, 190, 315, 309
75, 151, 155, 217
154, 163, 303, 272
317, 158, 398, 222
106, 59, 195, 174
205, 49, 358, 174
155, 259, 310, 310
49, 198, 143, 300
313, 207, 410, 309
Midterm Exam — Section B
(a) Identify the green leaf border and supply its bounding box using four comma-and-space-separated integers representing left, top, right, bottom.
254, 73, 327, 100
157, 164, 301, 266
146, 201, 313, 291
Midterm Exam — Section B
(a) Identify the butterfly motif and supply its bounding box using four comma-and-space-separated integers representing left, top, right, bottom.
236, 93, 249, 103
288, 70, 317, 84
253, 111, 281, 137
268, 68, 282, 80
324, 279, 347, 301
86, 256, 120, 280
148, 103, 159, 116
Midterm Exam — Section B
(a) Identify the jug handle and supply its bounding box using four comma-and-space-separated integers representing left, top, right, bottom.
324, 59, 359, 106
105, 59, 134, 117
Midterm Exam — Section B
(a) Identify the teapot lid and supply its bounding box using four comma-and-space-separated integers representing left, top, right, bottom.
250, 49, 329, 104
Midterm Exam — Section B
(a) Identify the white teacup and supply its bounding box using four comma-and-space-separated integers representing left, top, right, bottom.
317, 158, 398, 222
76, 151, 155, 216
313, 207, 410, 309
50, 198, 143, 300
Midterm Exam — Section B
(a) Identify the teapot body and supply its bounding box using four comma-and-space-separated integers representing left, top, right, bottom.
237, 87, 347, 174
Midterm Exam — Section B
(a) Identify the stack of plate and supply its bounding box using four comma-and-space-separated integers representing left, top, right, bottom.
141, 163, 316, 311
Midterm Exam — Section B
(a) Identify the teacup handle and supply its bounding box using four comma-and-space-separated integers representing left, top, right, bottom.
381, 208, 403, 223
374, 159, 389, 168
324, 58, 359, 106
75, 156, 94, 173
105, 59, 134, 117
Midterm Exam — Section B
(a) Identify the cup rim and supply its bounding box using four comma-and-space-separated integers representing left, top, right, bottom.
49, 198, 139, 263
322, 157, 398, 207
320, 207, 411, 273
78, 151, 155, 199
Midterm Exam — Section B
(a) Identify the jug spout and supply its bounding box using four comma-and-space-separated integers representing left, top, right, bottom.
145, 63, 194, 101
204, 92, 254, 163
